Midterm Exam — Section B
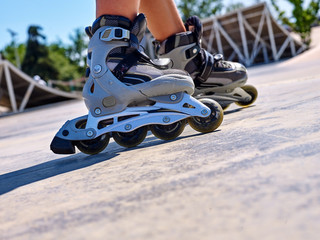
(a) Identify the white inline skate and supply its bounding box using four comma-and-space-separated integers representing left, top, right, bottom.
154, 16, 258, 110
50, 14, 223, 155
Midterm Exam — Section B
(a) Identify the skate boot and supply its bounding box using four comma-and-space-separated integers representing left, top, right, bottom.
50, 14, 223, 155
154, 16, 258, 110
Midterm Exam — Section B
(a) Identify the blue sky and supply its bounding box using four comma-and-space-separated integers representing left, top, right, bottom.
0, 0, 306, 50
0, 0, 95, 49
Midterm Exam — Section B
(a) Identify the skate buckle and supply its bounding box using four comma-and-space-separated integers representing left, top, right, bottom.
100, 27, 130, 42
214, 54, 224, 61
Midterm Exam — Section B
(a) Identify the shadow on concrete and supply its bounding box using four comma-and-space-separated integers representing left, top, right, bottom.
117, 130, 221, 153
224, 105, 256, 115
0, 151, 118, 195
0, 128, 221, 195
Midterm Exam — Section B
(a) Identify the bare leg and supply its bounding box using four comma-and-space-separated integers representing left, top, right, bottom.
96, 0, 140, 21
139, 0, 186, 42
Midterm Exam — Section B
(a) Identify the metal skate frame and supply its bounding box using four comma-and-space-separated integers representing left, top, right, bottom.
54, 93, 211, 141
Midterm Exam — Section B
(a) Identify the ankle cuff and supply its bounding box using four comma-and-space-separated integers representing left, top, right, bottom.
92, 15, 132, 34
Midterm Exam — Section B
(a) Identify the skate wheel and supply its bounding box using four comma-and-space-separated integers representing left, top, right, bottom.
150, 120, 186, 141
75, 134, 110, 155
113, 126, 148, 148
188, 98, 224, 133
235, 85, 258, 107
74, 120, 110, 155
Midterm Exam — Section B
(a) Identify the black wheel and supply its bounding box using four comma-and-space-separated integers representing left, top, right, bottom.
150, 120, 186, 141
113, 126, 148, 148
188, 98, 224, 133
235, 85, 258, 107
74, 121, 110, 155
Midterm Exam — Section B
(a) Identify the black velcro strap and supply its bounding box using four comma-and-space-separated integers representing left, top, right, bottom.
130, 33, 139, 49
195, 50, 214, 82
164, 35, 176, 53
112, 51, 139, 81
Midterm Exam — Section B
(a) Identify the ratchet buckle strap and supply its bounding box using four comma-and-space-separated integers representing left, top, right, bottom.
100, 27, 139, 49
100, 27, 130, 42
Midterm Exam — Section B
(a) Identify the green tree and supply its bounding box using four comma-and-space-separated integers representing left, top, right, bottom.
66, 28, 88, 75
271, 0, 320, 45
48, 42, 82, 81
2, 25, 88, 92
21, 25, 58, 81
2, 43, 26, 67
176, 0, 223, 21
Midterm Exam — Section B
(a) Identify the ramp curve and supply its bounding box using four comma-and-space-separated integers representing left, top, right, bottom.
0, 60, 82, 114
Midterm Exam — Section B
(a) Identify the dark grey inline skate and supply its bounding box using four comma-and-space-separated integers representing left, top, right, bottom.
154, 16, 258, 110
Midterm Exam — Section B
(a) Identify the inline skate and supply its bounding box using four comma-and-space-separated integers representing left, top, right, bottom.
154, 16, 258, 110
50, 14, 223, 155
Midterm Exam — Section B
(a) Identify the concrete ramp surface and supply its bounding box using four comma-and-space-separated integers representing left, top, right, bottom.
0, 60, 81, 114
0, 27, 320, 240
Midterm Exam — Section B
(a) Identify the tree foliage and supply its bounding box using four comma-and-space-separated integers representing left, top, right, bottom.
21, 25, 58, 81
271, 0, 320, 45
2, 43, 25, 67
2, 26, 88, 88
176, 0, 223, 21
48, 42, 83, 81
66, 28, 88, 76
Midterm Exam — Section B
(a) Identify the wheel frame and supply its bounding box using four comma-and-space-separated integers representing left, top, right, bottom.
188, 98, 224, 133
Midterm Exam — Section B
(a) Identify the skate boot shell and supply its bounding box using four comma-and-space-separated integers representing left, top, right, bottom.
50, 14, 223, 155
155, 16, 258, 110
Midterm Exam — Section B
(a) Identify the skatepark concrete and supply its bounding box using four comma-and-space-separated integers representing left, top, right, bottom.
1, 27, 320, 240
